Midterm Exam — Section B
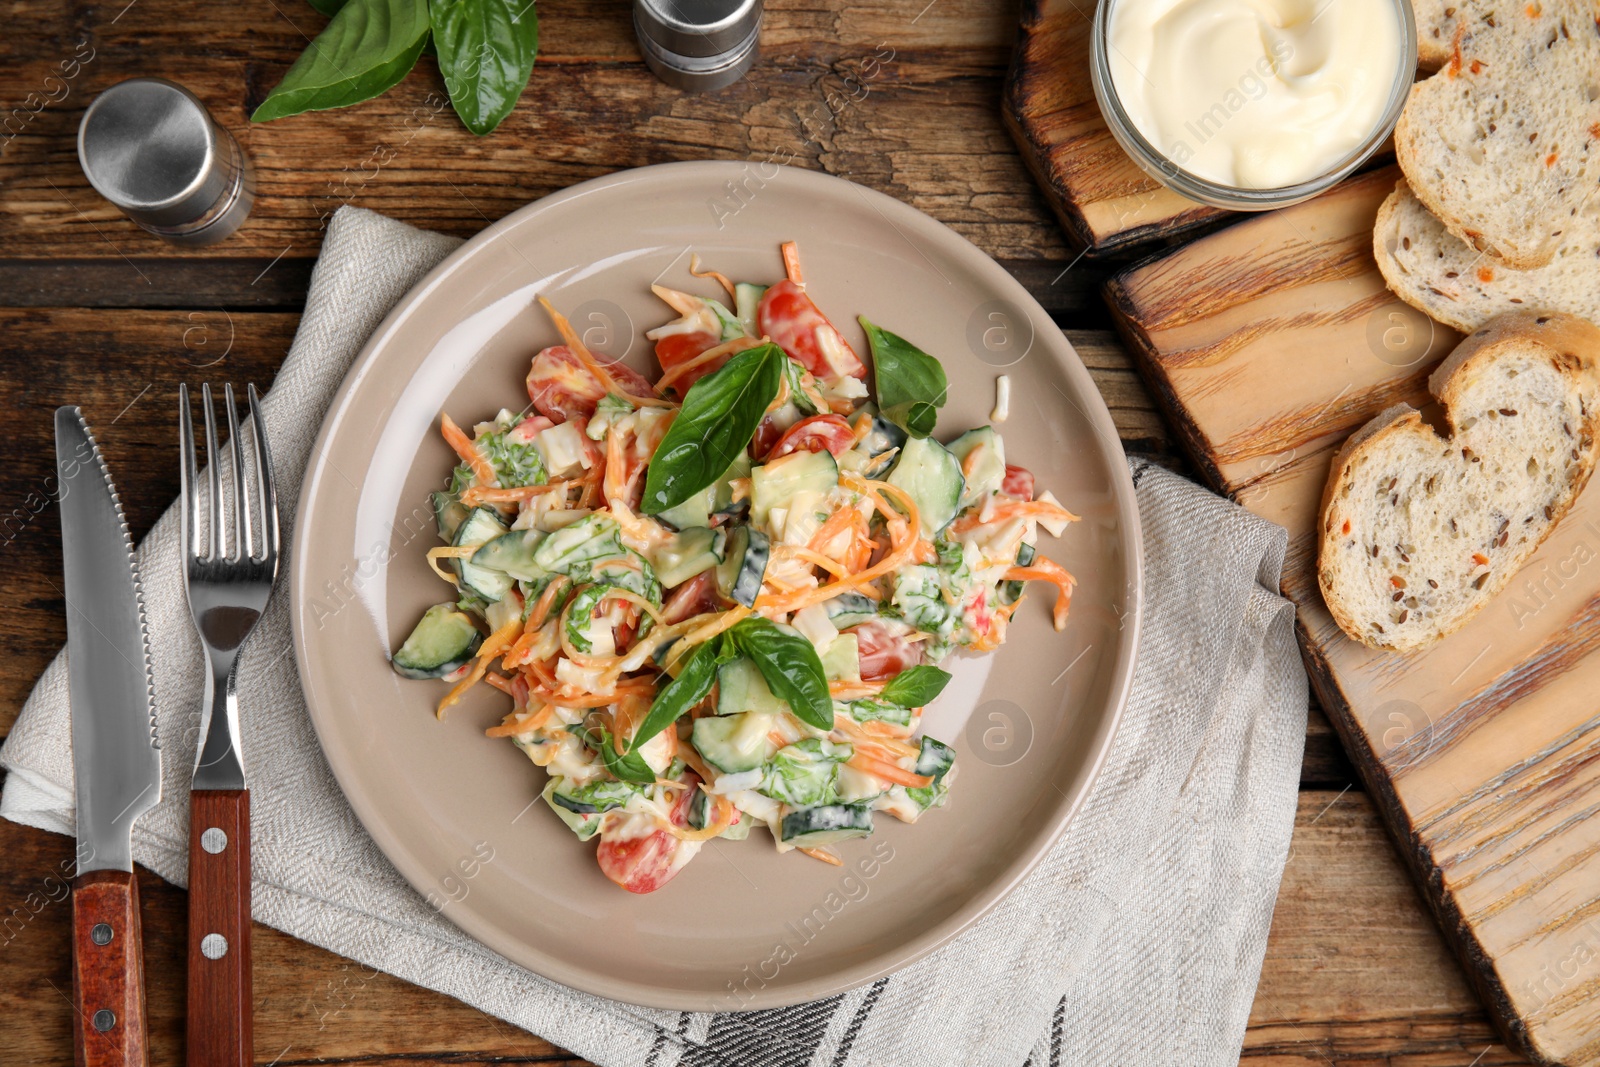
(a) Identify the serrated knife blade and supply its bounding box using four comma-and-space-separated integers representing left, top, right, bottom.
56, 406, 160, 873
56, 406, 157, 1067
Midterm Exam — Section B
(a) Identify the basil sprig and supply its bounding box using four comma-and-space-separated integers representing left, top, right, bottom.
877, 665, 952, 709
255, 0, 540, 136
860, 316, 948, 437
641, 343, 785, 515
628, 618, 832, 753
596, 728, 657, 785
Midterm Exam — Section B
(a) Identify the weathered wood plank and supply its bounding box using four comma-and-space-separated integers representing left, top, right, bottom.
1106, 167, 1600, 1066
0, 794, 1523, 1066
1002, 0, 1227, 255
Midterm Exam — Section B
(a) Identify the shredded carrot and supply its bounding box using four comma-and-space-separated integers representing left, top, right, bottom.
757, 477, 920, 613
950, 499, 1079, 535
438, 618, 523, 717
426, 546, 474, 584
461, 481, 571, 507
538, 296, 670, 406
485, 672, 516, 696
846, 752, 933, 789
531, 682, 658, 709
667, 605, 752, 666
797, 846, 843, 866
829, 679, 885, 699
806, 506, 857, 555
603, 425, 629, 505
860, 719, 914, 739
484, 701, 558, 738
655, 336, 760, 393
1004, 556, 1076, 631
780, 241, 804, 285
689, 253, 738, 302
775, 544, 850, 580
528, 576, 571, 630
677, 741, 717, 785
832, 715, 920, 759
441, 413, 497, 487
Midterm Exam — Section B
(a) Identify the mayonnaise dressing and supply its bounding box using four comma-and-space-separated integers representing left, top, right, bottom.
1107, 0, 1403, 188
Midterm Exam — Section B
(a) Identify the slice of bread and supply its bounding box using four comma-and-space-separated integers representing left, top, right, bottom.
1375, 179, 1600, 332
1395, 1, 1600, 269
1318, 311, 1600, 651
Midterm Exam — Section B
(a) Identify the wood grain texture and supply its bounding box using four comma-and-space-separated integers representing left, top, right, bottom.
1002, 0, 1227, 255
187, 790, 252, 1067
0, 800, 1529, 1066
71, 869, 149, 1067
1107, 165, 1600, 1066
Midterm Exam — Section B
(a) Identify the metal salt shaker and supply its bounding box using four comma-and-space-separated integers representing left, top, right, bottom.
634, 0, 763, 92
78, 78, 254, 246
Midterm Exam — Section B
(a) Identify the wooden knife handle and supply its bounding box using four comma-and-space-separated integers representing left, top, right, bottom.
71, 869, 149, 1067
187, 789, 252, 1067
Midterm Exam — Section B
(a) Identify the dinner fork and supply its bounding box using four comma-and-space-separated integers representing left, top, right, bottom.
179, 383, 278, 1067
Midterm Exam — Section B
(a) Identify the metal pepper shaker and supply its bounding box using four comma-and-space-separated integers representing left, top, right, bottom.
634, 0, 763, 92
77, 78, 254, 247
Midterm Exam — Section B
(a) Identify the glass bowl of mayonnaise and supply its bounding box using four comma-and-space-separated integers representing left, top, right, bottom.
1091, 0, 1417, 210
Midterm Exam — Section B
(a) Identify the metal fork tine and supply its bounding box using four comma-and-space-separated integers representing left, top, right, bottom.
179, 384, 200, 561
248, 385, 278, 562
224, 384, 251, 562
201, 383, 223, 561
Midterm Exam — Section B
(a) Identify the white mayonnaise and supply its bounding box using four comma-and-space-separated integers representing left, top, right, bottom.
1106, 0, 1403, 188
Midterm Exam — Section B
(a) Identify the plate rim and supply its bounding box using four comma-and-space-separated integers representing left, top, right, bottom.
290, 160, 1145, 1010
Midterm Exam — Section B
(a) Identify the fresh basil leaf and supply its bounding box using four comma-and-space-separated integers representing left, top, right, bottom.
429, 0, 539, 136
641, 343, 784, 514
595, 727, 657, 784
877, 665, 952, 709
253, 0, 431, 122
306, 0, 348, 16
629, 637, 731, 752
728, 617, 832, 730
860, 317, 948, 438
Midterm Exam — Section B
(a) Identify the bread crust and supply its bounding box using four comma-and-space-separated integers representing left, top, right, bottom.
1317, 311, 1600, 651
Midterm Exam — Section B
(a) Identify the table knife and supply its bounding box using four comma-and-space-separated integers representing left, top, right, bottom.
56, 406, 160, 1067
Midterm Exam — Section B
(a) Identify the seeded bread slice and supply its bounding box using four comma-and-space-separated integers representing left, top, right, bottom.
1374, 179, 1600, 332
1394, 1, 1600, 269
1318, 311, 1600, 651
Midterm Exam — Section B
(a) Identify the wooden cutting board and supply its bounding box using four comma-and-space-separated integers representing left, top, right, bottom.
1003, 0, 1227, 255
1106, 164, 1600, 1067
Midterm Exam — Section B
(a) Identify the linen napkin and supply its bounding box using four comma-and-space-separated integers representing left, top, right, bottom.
2, 206, 1308, 1067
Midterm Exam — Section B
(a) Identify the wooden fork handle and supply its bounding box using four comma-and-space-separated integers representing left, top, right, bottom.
187, 789, 252, 1067
72, 869, 149, 1067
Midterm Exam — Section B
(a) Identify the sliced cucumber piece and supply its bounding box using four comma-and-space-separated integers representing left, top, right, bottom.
819, 632, 860, 683
734, 283, 766, 335
824, 592, 879, 630
946, 426, 1006, 511
779, 804, 873, 847
688, 788, 753, 840
542, 780, 602, 840
656, 451, 752, 530
548, 776, 637, 814
392, 603, 484, 679
751, 449, 838, 528
692, 712, 776, 773
453, 507, 514, 602
762, 739, 852, 806
886, 435, 964, 537
431, 490, 469, 542
846, 697, 913, 727
654, 526, 726, 589
716, 656, 792, 716
713, 526, 770, 608
471, 529, 549, 583
907, 735, 956, 809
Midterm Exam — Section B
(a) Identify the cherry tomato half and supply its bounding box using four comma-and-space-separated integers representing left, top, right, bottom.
595, 776, 698, 894
756, 280, 866, 379
767, 414, 855, 461
1000, 464, 1035, 502
847, 620, 924, 682
654, 329, 728, 393
526, 345, 655, 423
661, 569, 723, 624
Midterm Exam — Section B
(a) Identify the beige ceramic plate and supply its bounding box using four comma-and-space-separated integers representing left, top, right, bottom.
291, 162, 1142, 1011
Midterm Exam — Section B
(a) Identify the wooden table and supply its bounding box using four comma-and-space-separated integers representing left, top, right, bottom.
0, 0, 1538, 1063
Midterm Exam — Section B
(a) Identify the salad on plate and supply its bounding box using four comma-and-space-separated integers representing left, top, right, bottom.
391, 243, 1078, 893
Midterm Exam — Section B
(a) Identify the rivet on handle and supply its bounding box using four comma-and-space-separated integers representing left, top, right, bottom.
90, 923, 114, 946
201, 933, 229, 959
92, 1009, 116, 1032
201, 827, 228, 854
